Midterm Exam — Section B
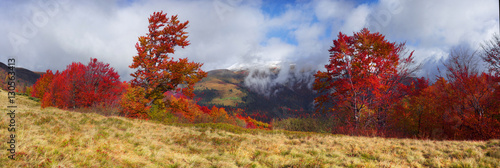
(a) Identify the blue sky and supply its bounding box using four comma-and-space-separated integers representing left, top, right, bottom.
260, 0, 378, 45
0, 0, 498, 84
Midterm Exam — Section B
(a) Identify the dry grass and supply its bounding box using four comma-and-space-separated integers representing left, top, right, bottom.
1, 89, 499, 167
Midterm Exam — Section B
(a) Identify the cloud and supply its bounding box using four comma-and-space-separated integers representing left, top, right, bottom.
0, 0, 498, 90
367, 0, 498, 59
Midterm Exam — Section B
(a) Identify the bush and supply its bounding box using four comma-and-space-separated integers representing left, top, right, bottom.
119, 85, 150, 119
148, 104, 178, 124
237, 115, 272, 130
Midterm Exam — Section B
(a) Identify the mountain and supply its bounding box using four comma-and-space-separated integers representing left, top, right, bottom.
0, 62, 317, 121
194, 68, 318, 122
0, 62, 43, 93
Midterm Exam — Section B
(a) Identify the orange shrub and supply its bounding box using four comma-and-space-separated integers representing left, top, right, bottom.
236, 114, 271, 130
120, 85, 150, 119
165, 94, 207, 123
209, 106, 231, 123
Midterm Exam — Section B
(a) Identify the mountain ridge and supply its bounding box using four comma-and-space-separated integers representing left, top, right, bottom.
0, 62, 43, 93
0, 63, 317, 121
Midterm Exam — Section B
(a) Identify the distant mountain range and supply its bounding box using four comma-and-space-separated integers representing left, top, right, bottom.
0, 62, 317, 121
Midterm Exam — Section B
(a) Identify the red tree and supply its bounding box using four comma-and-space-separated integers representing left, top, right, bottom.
386, 77, 430, 138
130, 11, 206, 105
391, 45, 500, 140
442, 46, 500, 139
31, 70, 55, 99
127, 11, 206, 119
80, 58, 123, 107
313, 28, 415, 134
33, 58, 124, 109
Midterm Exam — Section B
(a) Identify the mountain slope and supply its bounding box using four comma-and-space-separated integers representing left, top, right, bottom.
0, 62, 42, 93
194, 69, 247, 107
2, 90, 499, 167
194, 69, 318, 122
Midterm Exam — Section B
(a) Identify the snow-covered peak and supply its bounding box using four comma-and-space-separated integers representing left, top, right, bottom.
227, 61, 282, 71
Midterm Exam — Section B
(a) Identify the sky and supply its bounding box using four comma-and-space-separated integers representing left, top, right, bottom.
1, 0, 499, 86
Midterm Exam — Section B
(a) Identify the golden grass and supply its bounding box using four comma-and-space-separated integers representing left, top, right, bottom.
1, 89, 499, 167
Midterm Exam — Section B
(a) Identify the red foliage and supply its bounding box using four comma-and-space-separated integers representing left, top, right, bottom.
386, 68, 500, 140
236, 114, 271, 130
198, 105, 211, 114
51, 68, 74, 108
445, 74, 500, 139
31, 70, 54, 99
32, 58, 124, 109
130, 11, 207, 104
123, 11, 207, 120
313, 28, 415, 134
120, 84, 150, 119
165, 95, 199, 122
313, 30, 500, 140
80, 58, 123, 107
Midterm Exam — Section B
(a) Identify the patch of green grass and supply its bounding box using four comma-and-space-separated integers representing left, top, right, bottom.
486, 148, 500, 159
79, 116, 89, 124
28, 96, 40, 102
34, 116, 54, 125
94, 129, 110, 140
360, 152, 378, 161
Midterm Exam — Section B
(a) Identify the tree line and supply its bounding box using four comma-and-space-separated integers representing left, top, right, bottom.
313, 28, 500, 140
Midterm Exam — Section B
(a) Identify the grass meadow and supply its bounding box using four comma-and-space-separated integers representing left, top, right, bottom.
1, 89, 499, 167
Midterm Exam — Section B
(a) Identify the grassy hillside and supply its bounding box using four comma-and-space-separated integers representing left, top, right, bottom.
194, 69, 247, 107
1, 90, 499, 167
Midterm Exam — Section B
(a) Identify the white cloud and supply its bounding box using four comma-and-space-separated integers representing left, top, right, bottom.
314, 0, 354, 21
0, 0, 498, 85
340, 4, 370, 32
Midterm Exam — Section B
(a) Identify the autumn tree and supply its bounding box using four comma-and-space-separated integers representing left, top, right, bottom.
33, 58, 124, 109
313, 28, 416, 134
129, 11, 207, 113
80, 58, 123, 107
31, 70, 55, 99
120, 84, 150, 119
441, 45, 500, 139
482, 34, 500, 76
481, 34, 500, 113
386, 77, 430, 138
385, 44, 500, 140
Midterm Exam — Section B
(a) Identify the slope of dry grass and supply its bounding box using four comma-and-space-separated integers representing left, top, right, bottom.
1, 89, 499, 167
